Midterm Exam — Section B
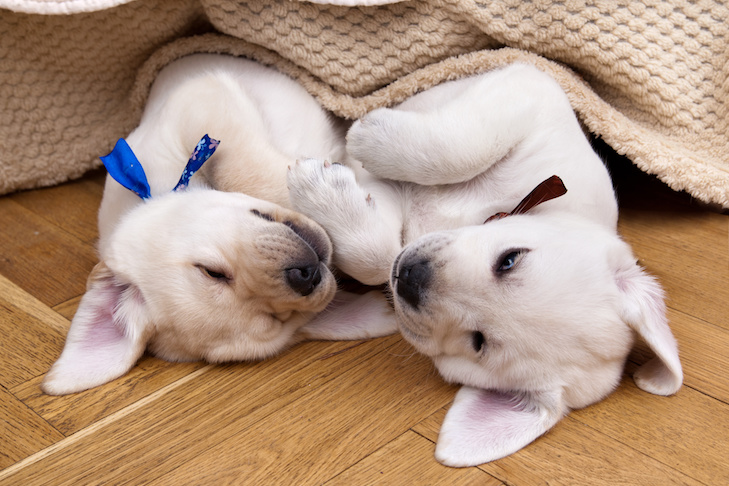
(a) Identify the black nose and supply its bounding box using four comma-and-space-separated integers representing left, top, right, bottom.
395, 259, 431, 308
286, 264, 322, 296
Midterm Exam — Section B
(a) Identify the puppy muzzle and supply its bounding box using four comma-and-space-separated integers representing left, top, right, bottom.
285, 261, 324, 296
392, 253, 432, 309
391, 232, 454, 310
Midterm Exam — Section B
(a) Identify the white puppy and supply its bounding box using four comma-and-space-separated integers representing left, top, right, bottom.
287, 64, 683, 466
42, 54, 395, 396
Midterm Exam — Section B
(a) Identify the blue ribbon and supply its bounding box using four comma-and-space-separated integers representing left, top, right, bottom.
100, 138, 152, 199
100, 135, 220, 199
173, 134, 220, 191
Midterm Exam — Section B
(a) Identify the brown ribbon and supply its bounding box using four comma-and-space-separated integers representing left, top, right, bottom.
484, 175, 567, 223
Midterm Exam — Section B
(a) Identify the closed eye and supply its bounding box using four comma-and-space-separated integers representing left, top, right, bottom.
196, 264, 231, 282
495, 248, 528, 274
250, 209, 275, 222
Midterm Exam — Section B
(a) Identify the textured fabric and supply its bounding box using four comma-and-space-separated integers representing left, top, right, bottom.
1, 0, 728, 208
0, 0, 208, 194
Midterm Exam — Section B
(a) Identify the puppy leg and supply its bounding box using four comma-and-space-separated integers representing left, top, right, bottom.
298, 290, 397, 340
347, 64, 570, 186
288, 158, 402, 286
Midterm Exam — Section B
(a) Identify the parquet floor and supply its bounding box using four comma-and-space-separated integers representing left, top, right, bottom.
0, 152, 727, 485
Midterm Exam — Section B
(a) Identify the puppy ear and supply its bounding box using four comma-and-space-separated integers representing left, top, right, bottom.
435, 386, 565, 467
615, 257, 682, 396
41, 262, 150, 395
298, 290, 397, 340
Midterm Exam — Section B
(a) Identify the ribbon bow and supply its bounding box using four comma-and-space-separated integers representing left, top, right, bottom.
100, 134, 220, 199
485, 175, 567, 223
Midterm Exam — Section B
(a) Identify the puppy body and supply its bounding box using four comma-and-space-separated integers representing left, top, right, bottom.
43, 54, 395, 396
288, 64, 682, 466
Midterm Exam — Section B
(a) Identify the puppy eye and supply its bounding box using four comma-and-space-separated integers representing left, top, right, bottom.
499, 252, 519, 271
495, 249, 526, 273
250, 209, 275, 222
471, 331, 486, 353
205, 269, 227, 279
197, 265, 230, 282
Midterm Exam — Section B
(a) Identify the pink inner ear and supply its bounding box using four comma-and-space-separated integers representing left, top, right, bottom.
469, 389, 526, 414
435, 386, 565, 467
461, 389, 557, 446
466, 390, 534, 431
41, 270, 148, 395
83, 283, 127, 350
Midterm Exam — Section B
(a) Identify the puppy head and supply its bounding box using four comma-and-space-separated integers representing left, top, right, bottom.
42, 189, 336, 395
391, 215, 681, 466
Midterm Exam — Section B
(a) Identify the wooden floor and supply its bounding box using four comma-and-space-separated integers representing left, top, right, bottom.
0, 153, 727, 485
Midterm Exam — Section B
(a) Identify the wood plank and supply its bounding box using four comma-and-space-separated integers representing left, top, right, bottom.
489, 414, 702, 486
0, 387, 64, 470
0, 335, 435, 484
672, 319, 729, 403
0, 275, 67, 389
569, 375, 729, 485
12, 356, 209, 436
413, 403, 703, 485
325, 430, 503, 485
0, 198, 97, 307
0, 274, 69, 335
142, 338, 457, 485
51, 296, 82, 321
8, 168, 104, 245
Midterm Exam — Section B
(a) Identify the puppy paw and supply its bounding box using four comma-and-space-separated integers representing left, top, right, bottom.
287, 158, 373, 225
347, 108, 436, 183
346, 109, 399, 173
288, 158, 398, 285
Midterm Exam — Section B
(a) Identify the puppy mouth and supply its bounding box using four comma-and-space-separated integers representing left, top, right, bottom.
391, 251, 404, 288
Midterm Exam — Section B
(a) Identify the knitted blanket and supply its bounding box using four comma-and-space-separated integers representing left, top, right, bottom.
2, 0, 727, 207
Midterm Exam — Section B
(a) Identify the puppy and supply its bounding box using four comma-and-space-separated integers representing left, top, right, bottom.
42, 54, 395, 396
287, 63, 683, 466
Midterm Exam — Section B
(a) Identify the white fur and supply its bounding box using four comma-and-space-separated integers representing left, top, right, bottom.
42, 54, 396, 396
288, 63, 682, 466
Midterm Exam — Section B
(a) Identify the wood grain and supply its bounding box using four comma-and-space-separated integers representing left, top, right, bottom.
8, 169, 104, 245
11, 357, 210, 435
143, 338, 457, 485
570, 377, 729, 485
0, 387, 64, 470
0, 276, 67, 389
0, 198, 97, 307
326, 431, 503, 485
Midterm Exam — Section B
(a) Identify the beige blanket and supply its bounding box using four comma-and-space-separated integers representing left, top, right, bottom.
2, 0, 727, 208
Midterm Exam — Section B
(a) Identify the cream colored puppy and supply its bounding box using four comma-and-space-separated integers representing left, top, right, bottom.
42, 54, 395, 396
288, 64, 682, 466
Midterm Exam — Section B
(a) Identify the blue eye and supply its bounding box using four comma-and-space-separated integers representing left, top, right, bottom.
496, 250, 524, 273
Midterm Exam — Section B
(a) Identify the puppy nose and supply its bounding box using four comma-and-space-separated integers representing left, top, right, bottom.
286, 264, 322, 296
396, 259, 431, 308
